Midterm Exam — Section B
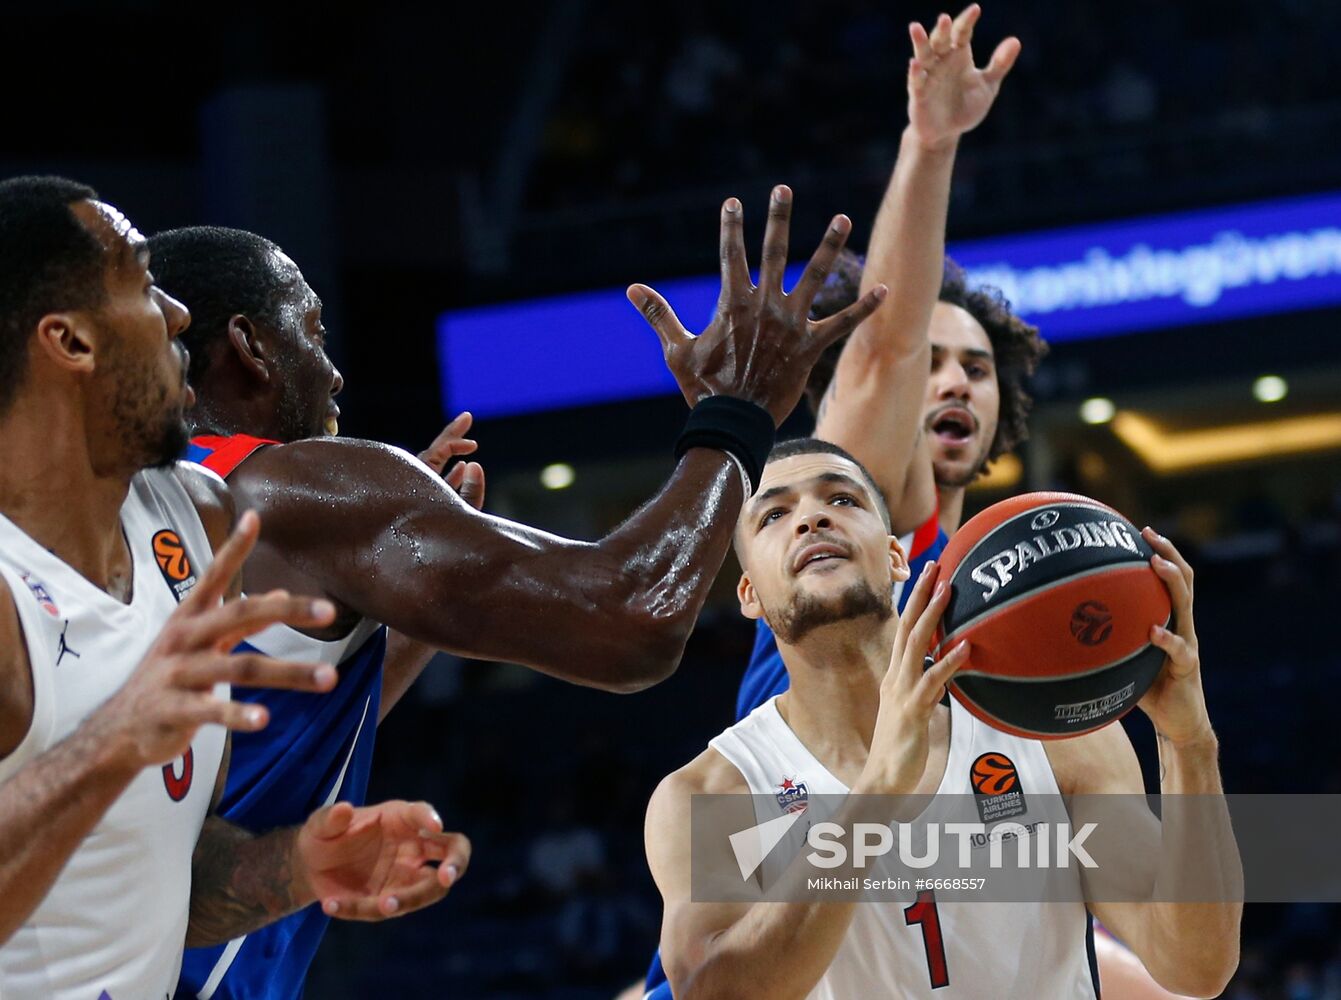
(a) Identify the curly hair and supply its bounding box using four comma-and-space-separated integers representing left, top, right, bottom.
802, 250, 1047, 462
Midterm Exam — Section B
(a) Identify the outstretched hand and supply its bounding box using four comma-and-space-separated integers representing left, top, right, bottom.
907, 4, 1020, 152
296, 800, 471, 921
418, 411, 485, 510
628, 185, 888, 426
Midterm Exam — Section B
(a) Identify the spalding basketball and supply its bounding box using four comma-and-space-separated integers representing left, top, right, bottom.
933, 491, 1171, 739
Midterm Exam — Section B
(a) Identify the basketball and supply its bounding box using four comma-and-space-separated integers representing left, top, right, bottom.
933, 491, 1172, 739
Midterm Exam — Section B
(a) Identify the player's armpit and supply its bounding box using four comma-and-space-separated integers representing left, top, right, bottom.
228, 437, 742, 693
0, 578, 34, 760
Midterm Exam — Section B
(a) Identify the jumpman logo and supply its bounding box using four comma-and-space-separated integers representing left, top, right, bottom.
56, 620, 81, 666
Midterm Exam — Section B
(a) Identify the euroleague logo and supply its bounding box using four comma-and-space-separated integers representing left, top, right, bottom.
151, 529, 198, 602
1029, 509, 1060, 531
1069, 600, 1114, 646
970, 752, 1026, 823
970, 752, 1018, 796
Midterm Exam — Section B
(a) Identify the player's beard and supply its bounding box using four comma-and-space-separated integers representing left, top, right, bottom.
105, 339, 191, 471
770, 579, 893, 645
933, 441, 994, 489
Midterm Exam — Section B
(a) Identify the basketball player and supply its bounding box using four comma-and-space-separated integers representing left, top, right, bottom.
0, 176, 474, 998
733, 3, 1043, 718
646, 438, 1241, 998
640, 7, 1190, 996
138, 187, 886, 999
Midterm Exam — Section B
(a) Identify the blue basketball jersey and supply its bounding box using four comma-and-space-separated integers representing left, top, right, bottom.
176, 436, 388, 1000
646, 515, 948, 998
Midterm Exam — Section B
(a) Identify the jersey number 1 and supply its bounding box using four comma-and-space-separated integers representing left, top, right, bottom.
904, 889, 949, 989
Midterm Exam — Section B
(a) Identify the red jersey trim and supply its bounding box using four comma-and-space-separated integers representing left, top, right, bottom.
909, 497, 941, 560
190, 434, 278, 479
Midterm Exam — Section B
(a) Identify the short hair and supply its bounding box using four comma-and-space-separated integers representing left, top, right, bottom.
763, 437, 891, 530
0, 176, 104, 415
147, 226, 291, 386
802, 252, 1049, 462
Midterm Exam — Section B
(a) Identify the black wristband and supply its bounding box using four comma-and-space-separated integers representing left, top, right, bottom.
674, 396, 776, 494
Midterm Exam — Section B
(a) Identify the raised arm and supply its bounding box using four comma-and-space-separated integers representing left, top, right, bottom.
815, 4, 1019, 532
231, 189, 887, 693
1047, 531, 1241, 997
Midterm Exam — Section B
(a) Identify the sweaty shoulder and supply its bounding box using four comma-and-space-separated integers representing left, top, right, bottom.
172, 461, 237, 553
221, 437, 434, 513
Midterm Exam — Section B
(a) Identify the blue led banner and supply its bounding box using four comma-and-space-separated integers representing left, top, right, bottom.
439, 191, 1341, 418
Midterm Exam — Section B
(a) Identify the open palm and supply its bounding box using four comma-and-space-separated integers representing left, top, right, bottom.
907, 4, 1021, 151
298, 800, 471, 921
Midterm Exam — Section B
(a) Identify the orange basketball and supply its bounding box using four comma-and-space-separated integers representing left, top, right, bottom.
933, 492, 1171, 739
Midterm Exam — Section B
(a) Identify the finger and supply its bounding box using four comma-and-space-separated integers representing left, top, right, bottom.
323, 868, 448, 921
381, 868, 451, 916
981, 36, 1021, 86
718, 196, 750, 292
215, 699, 270, 733
1149, 624, 1195, 667
928, 12, 954, 54
891, 562, 940, 690
757, 185, 793, 295
917, 640, 971, 708
182, 590, 337, 652
419, 434, 478, 472
904, 579, 953, 671
790, 214, 852, 307
908, 21, 933, 62
897, 561, 940, 641
181, 510, 261, 611
627, 284, 690, 354
808, 284, 888, 354
401, 800, 444, 836
457, 462, 486, 510
178, 652, 339, 693
436, 832, 472, 886
1151, 555, 1195, 639
308, 802, 357, 841
1142, 527, 1193, 584
444, 463, 466, 491
950, 3, 980, 48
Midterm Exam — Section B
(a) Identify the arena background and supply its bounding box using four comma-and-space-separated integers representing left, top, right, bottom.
8, 2, 1340, 997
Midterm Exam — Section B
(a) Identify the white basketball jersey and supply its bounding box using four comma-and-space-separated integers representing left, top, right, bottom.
0, 466, 227, 1000
709, 695, 1098, 999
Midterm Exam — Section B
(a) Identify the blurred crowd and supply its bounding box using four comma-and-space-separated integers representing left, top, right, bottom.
529, 0, 1341, 229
